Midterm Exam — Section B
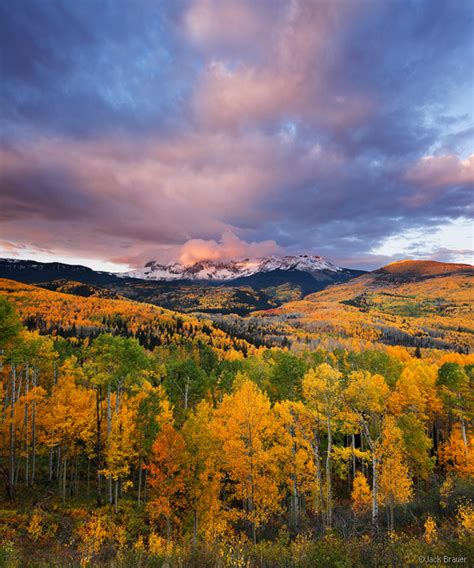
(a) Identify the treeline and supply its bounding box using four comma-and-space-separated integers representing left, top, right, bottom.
0, 297, 473, 567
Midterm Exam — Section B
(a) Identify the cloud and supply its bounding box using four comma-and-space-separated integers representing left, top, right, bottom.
183, 0, 270, 52
0, 240, 26, 255
405, 154, 474, 189
402, 154, 474, 212
178, 231, 282, 264
1, 0, 473, 271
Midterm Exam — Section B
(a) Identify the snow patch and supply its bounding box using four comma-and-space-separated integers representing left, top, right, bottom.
127, 255, 341, 281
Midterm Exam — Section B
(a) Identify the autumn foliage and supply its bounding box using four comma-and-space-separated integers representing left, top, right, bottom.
0, 285, 472, 566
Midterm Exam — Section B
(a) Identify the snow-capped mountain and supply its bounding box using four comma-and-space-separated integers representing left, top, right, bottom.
127, 255, 342, 282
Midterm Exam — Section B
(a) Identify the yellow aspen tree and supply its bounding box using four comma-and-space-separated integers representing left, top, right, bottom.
302, 363, 343, 528
212, 378, 280, 544
102, 395, 138, 512
274, 400, 316, 532
437, 363, 473, 457
345, 370, 390, 533
182, 400, 226, 544
389, 363, 442, 421
378, 416, 413, 532
41, 363, 94, 502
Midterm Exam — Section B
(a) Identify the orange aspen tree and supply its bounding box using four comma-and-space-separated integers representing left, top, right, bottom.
147, 423, 188, 540
351, 471, 372, 515
438, 425, 474, 478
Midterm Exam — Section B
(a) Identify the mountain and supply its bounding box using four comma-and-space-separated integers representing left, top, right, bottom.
127, 254, 348, 281
0, 258, 124, 286
0, 256, 365, 315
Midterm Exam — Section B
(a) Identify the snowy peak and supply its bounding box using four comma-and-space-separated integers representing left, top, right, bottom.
127, 254, 342, 282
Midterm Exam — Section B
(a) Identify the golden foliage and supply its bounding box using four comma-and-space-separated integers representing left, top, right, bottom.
351, 472, 372, 515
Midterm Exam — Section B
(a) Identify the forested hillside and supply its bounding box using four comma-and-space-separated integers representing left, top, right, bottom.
0, 279, 254, 354
256, 261, 474, 354
0, 275, 472, 566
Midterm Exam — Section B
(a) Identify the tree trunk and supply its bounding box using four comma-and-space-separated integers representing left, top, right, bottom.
351, 434, 356, 480
74, 456, 79, 496
247, 423, 257, 545
461, 420, 468, 455
9, 365, 16, 487
1, 466, 15, 501
193, 509, 198, 547
143, 468, 147, 504
326, 416, 333, 529
137, 456, 143, 506
114, 478, 119, 514
184, 377, 190, 411
291, 470, 299, 533
107, 384, 112, 504
62, 454, 68, 504
56, 446, 61, 480
289, 410, 299, 533
24, 364, 29, 486
372, 453, 379, 534
96, 386, 103, 507
31, 369, 37, 485
313, 428, 324, 518
361, 436, 366, 476
48, 447, 53, 482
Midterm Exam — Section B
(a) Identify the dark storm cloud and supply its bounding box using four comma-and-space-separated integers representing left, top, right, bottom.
0, 0, 473, 269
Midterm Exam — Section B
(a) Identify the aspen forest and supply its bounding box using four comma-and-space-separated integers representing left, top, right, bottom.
0, 285, 472, 567
1, 0, 473, 566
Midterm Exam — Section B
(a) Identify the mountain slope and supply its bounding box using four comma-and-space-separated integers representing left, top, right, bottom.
252, 260, 474, 352
0, 258, 124, 286
0, 278, 253, 353
374, 259, 474, 281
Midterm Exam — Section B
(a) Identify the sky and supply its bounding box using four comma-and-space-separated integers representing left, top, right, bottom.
1, 0, 473, 272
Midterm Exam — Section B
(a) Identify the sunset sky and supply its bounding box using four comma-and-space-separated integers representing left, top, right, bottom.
1, 0, 473, 271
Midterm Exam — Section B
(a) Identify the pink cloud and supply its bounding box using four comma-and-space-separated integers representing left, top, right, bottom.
179, 230, 282, 265
194, 62, 301, 129
2, 131, 336, 268
403, 154, 474, 208
183, 0, 269, 50
0, 240, 26, 255
405, 154, 474, 188
190, 0, 372, 131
